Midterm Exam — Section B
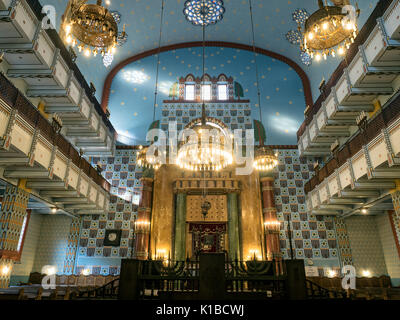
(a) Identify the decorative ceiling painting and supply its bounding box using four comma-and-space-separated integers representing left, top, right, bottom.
108, 46, 305, 145
44, 0, 379, 144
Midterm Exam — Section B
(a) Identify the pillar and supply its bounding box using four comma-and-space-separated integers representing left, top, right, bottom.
174, 192, 186, 261
260, 177, 283, 273
227, 192, 240, 261
63, 216, 81, 275
134, 177, 153, 260
0, 183, 29, 288
334, 217, 354, 267
391, 191, 400, 254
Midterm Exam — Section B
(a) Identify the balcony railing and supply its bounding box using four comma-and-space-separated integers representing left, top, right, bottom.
24, 0, 116, 137
0, 71, 111, 193
304, 90, 400, 194
297, 0, 395, 141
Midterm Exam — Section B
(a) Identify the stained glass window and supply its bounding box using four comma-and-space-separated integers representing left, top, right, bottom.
201, 84, 211, 100
218, 84, 227, 100
185, 84, 195, 100
183, 0, 225, 26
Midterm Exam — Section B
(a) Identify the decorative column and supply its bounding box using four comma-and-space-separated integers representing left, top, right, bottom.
63, 216, 82, 275
227, 192, 240, 261
174, 192, 186, 261
0, 183, 30, 288
390, 191, 400, 257
334, 217, 354, 267
134, 177, 154, 260
260, 177, 283, 274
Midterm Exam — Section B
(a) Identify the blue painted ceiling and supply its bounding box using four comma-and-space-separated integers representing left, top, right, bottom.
44, 0, 379, 144
109, 47, 305, 145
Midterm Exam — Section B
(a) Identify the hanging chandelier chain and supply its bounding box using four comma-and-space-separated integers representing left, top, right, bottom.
153, 0, 165, 122
201, 0, 207, 199
248, 0, 263, 133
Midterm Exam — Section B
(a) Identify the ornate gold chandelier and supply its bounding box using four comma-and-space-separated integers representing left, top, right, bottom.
176, 106, 234, 172
253, 146, 278, 171
300, 0, 360, 61
62, 0, 120, 58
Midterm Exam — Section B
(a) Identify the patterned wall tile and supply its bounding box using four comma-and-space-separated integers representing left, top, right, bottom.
75, 149, 141, 275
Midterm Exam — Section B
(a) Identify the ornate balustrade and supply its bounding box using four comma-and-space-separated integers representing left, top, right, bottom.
298, 0, 400, 156
0, 71, 110, 214
0, 0, 116, 155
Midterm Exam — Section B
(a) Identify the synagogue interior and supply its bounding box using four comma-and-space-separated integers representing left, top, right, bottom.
0, 0, 399, 301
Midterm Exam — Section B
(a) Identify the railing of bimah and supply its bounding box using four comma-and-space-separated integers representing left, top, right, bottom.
137, 260, 200, 299
225, 259, 287, 298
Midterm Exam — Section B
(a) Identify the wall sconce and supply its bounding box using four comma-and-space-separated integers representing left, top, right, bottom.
264, 220, 281, 233
1, 265, 10, 276
134, 220, 150, 232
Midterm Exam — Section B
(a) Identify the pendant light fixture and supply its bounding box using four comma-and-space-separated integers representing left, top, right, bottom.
247, 0, 278, 172
137, 0, 165, 171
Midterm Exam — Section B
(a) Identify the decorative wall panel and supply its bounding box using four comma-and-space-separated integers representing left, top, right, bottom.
74, 148, 142, 275
186, 195, 227, 222
273, 149, 341, 275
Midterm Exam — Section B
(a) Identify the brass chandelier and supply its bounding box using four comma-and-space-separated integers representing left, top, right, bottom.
136, 0, 166, 171
177, 0, 232, 172
300, 0, 360, 61
62, 0, 121, 58
176, 107, 234, 172
137, 146, 162, 171
253, 146, 278, 171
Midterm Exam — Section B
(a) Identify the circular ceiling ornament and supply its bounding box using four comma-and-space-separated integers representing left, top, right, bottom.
292, 8, 309, 25
103, 52, 114, 68
286, 29, 302, 45
183, 0, 225, 26
300, 51, 312, 66
110, 11, 121, 24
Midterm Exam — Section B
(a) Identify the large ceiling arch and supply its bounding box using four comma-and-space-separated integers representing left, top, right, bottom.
101, 41, 313, 111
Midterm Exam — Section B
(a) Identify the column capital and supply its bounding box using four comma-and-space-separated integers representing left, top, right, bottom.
140, 177, 154, 184
260, 176, 275, 183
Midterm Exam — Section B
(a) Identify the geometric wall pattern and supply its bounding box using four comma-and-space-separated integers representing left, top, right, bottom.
161, 102, 252, 136
63, 217, 82, 275
0, 184, 29, 288
273, 149, 341, 275
334, 217, 354, 267
390, 191, 400, 258
74, 148, 142, 275
0, 184, 29, 252
376, 212, 400, 287
10, 213, 42, 285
